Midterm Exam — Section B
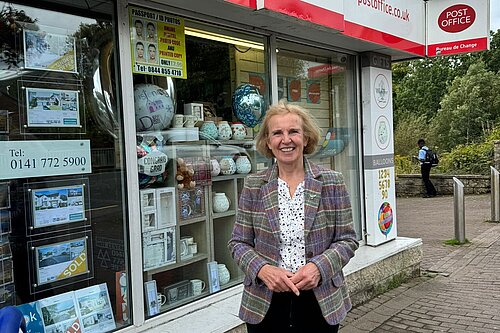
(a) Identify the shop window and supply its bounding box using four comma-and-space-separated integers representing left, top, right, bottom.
275, 41, 363, 239
0, 1, 130, 332
128, 6, 269, 318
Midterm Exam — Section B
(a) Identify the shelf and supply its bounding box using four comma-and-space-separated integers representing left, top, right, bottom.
210, 139, 254, 147
212, 174, 248, 181
160, 290, 210, 311
179, 215, 206, 226
219, 276, 244, 291
145, 253, 208, 275
212, 210, 236, 219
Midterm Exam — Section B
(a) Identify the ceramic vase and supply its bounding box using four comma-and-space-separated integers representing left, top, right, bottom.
235, 156, 251, 174
219, 156, 236, 175
213, 192, 230, 213
218, 263, 231, 285
210, 159, 220, 177
200, 121, 218, 140
231, 122, 246, 140
217, 121, 232, 140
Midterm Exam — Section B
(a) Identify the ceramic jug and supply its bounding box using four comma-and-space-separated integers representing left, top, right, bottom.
235, 155, 251, 174
210, 159, 221, 177
213, 192, 230, 213
230, 122, 246, 140
219, 156, 236, 175
200, 121, 218, 140
218, 263, 231, 285
217, 121, 232, 140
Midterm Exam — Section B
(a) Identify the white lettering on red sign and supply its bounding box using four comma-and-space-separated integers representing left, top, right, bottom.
438, 4, 475, 33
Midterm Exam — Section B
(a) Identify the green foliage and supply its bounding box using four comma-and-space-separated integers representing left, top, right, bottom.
392, 57, 455, 126
393, 113, 428, 156
438, 142, 493, 175
431, 61, 500, 151
394, 155, 419, 174
393, 30, 500, 176
444, 238, 470, 246
481, 29, 500, 74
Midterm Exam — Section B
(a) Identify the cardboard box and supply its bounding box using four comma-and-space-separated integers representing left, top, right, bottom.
184, 103, 204, 122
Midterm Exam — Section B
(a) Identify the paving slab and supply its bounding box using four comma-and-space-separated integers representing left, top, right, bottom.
340, 194, 500, 333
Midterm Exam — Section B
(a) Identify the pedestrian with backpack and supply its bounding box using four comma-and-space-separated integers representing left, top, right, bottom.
416, 139, 437, 198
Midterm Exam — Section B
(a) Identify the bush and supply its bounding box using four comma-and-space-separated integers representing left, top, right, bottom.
395, 155, 420, 174
439, 143, 493, 175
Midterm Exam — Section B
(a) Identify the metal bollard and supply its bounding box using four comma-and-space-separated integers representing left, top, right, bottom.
491, 166, 500, 222
453, 177, 466, 243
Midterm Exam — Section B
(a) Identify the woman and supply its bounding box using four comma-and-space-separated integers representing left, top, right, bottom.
228, 101, 358, 332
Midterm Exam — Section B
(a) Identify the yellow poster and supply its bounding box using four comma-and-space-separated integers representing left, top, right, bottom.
129, 6, 187, 79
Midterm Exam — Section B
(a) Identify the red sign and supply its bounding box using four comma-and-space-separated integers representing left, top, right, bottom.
249, 73, 266, 95
224, 0, 257, 9
261, 0, 344, 31
427, 37, 487, 57
307, 81, 320, 104
288, 79, 301, 102
307, 64, 344, 78
438, 4, 475, 33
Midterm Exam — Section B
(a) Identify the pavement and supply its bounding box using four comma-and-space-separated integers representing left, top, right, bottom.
340, 194, 500, 333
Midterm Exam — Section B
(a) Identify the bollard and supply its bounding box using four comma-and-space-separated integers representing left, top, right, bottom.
491, 166, 500, 222
453, 177, 466, 244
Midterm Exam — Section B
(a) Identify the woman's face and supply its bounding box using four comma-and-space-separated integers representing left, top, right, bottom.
147, 24, 155, 38
267, 113, 308, 167
135, 22, 143, 37
148, 46, 156, 60
136, 44, 144, 58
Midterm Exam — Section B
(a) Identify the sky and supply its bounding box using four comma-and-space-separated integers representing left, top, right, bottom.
492, 0, 500, 32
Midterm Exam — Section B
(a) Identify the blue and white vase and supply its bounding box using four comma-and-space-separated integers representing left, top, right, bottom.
231, 122, 247, 140
219, 156, 236, 175
213, 192, 230, 213
236, 156, 251, 174
210, 159, 221, 177
200, 121, 218, 140
217, 121, 232, 140
218, 263, 231, 285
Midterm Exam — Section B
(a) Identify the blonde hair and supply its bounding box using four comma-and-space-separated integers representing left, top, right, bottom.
255, 100, 321, 158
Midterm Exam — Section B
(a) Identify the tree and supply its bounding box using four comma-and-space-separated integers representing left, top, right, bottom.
0, 4, 37, 69
431, 61, 500, 151
392, 57, 454, 126
481, 29, 500, 74
393, 113, 429, 156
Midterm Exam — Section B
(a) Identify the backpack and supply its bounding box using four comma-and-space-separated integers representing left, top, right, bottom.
424, 148, 439, 167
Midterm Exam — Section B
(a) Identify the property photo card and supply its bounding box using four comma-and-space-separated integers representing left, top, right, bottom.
26, 87, 80, 128
28, 231, 93, 293
24, 28, 77, 73
24, 178, 91, 235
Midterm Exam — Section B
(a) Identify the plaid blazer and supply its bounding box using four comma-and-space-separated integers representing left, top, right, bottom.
228, 158, 359, 325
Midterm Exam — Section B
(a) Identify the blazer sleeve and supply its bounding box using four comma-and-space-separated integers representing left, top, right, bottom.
309, 172, 359, 282
228, 176, 270, 283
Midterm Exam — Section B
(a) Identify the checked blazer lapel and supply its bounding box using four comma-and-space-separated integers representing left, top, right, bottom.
303, 159, 322, 239
260, 164, 281, 243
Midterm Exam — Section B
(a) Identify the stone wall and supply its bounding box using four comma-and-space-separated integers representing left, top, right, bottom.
396, 174, 490, 197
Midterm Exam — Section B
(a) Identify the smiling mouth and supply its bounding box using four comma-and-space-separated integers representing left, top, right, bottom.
280, 147, 294, 152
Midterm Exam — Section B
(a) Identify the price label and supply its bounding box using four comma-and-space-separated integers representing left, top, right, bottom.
0, 140, 92, 180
